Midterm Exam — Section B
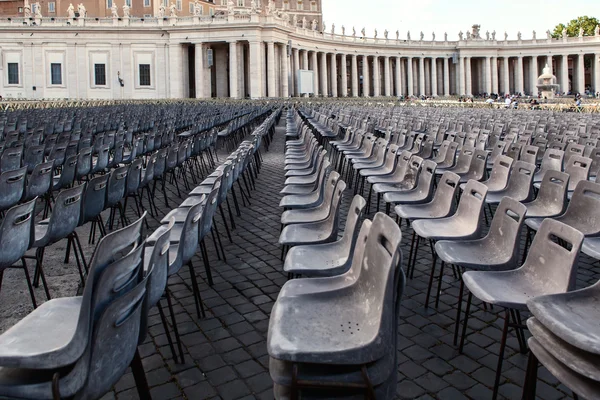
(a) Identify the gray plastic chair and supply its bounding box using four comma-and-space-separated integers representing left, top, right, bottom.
280, 161, 332, 209
411, 180, 488, 307
520, 145, 539, 165
283, 195, 366, 278
533, 148, 564, 184
439, 146, 474, 175
268, 213, 403, 397
457, 149, 489, 183
523, 170, 569, 219
564, 155, 592, 196
281, 171, 340, 225
0, 166, 27, 214
23, 161, 54, 203
279, 180, 346, 249
436, 197, 527, 344
433, 141, 459, 169
461, 154, 513, 192
0, 199, 38, 308
485, 160, 535, 204
382, 159, 436, 214
52, 154, 77, 191
0, 214, 146, 396
461, 219, 584, 400
104, 165, 128, 230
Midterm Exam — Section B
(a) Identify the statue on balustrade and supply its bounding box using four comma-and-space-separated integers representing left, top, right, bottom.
77, 3, 86, 17
486, 31, 490, 40
34, 3, 42, 19
227, 0, 234, 15
596, 25, 600, 36
546, 30, 552, 39
111, 2, 119, 17
158, 4, 165, 17
193, 0, 201, 16
361, 27, 365, 37
250, 0, 258, 14
311, 19, 317, 30
384, 29, 389, 40
407, 31, 411, 40
532, 30, 536, 40
504, 31, 508, 40
123, 3, 130, 17
444, 32, 447, 41
292, 14, 297, 27
396, 30, 400, 40
420, 31, 424, 40
24, 3, 31, 17
562, 27, 567, 39
458, 31, 463, 40
374, 29, 378, 39
301, 16, 306, 28
492, 30, 496, 40
471, 24, 481, 39
67, 3, 75, 18
331, 23, 335, 34
352, 27, 356, 37
267, 0, 275, 15
341, 25, 345, 36
169, 2, 176, 17
466, 31, 471, 40
322, 21, 326, 32
517, 31, 522, 40
579, 27, 584, 37
432, 31, 435, 41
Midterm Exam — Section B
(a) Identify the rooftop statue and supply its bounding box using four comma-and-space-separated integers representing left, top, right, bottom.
111, 2, 119, 17
123, 3, 130, 17
458, 30, 463, 40
67, 3, 75, 18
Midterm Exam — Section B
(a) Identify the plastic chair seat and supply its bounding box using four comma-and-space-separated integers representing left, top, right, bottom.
435, 240, 515, 271
581, 237, 600, 259
462, 269, 549, 311
528, 317, 600, 381
0, 297, 82, 369
280, 184, 317, 195
528, 337, 600, 400
281, 206, 329, 225
527, 280, 600, 356
33, 224, 50, 247
279, 221, 337, 246
283, 241, 350, 277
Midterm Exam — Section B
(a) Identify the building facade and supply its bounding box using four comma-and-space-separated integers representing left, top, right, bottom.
0, 14, 598, 100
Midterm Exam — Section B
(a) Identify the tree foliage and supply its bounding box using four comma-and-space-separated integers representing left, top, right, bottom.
551, 16, 599, 38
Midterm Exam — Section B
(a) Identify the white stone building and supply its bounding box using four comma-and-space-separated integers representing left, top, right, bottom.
0, 15, 599, 99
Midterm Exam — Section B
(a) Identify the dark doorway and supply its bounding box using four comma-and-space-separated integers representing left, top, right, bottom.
187, 45, 196, 98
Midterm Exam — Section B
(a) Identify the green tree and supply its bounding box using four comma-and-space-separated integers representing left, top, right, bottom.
551, 16, 600, 38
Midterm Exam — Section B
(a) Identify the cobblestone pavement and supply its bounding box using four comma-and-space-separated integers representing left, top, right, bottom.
4, 116, 597, 399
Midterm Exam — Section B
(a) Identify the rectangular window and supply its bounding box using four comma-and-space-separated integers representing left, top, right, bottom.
162, 0, 167, 6
50, 63, 62, 85
176, 0, 181, 10
310, 1, 316, 11
283, 1, 289, 10
237, 0, 243, 6
107, 0, 112, 8
125, 0, 131, 6
31, 3, 38, 13
7, 63, 19, 85
189, 2, 194, 13
144, 0, 150, 6
139, 64, 151, 86
94, 64, 106, 86
48, 2, 55, 12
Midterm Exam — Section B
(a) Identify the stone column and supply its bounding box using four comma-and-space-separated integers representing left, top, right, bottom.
458, 57, 465, 95
331, 53, 338, 97
384, 56, 391, 96
281, 43, 289, 97
351, 55, 359, 97
373, 56, 380, 97
594, 54, 600, 94
484, 56, 492, 94
362, 55, 370, 96
302, 49, 308, 70
577, 53, 585, 94
249, 41, 263, 98
443, 57, 450, 96
503, 57, 510, 94
228, 41, 239, 98
546, 55, 552, 71
431, 58, 438, 97
418, 57, 425, 95
194, 43, 204, 98
530, 55, 538, 96
465, 57, 472, 96
407, 57, 414, 96
320, 52, 328, 96
491, 57, 499, 94
395, 57, 402, 96
169, 43, 183, 98
293, 48, 300, 96
340, 54, 347, 97
266, 41, 276, 97
561, 55, 569, 95
311, 51, 319, 95
515, 56, 524, 94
